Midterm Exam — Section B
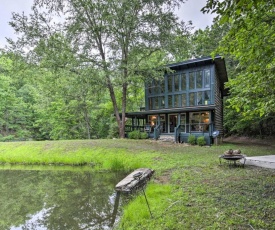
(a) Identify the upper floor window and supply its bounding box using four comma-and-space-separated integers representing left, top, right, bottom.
189, 69, 211, 90
196, 71, 203, 88
168, 76, 173, 93
174, 75, 180, 91
204, 69, 210, 88
148, 96, 165, 110
181, 73, 186, 91
189, 72, 195, 89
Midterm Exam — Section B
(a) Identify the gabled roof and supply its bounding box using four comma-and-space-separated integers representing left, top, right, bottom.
167, 56, 228, 96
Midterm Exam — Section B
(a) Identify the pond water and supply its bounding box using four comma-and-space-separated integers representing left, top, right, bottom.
0, 166, 127, 230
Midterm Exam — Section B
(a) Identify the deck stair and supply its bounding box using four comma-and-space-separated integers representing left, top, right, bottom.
158, 134, 175, 142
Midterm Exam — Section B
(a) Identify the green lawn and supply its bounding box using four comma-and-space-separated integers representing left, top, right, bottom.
0, 139, 274, 229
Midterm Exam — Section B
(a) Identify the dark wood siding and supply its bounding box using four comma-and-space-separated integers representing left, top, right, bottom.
214, 66, 224, 136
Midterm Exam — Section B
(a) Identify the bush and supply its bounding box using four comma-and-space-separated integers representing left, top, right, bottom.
128, 130, 148, 139
188, 135, 196, 145
140, 132, 148, 139
197, 136, 206, 146
0, 135, 15, 142
128, 130, 141, 139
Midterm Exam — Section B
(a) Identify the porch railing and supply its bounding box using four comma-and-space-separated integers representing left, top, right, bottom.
175, 125, 185, 143
153, 124, 161, 140
125, 125, 146, 133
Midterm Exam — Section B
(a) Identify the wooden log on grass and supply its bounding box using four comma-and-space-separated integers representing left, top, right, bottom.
115, 168, 154, 193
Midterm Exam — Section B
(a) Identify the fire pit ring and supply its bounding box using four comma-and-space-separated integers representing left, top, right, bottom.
219, 154, 247, 167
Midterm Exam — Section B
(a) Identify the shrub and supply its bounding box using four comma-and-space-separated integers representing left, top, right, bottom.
128, 130, 148, 139
140, 132, 148, 139
188, 135, 196, 145
197, 136, 206, 146
128, 130, 141, 139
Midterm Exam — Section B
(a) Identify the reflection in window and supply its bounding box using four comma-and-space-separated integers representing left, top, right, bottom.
190, 112, 210, 132
196, 71, 203, 88
160, 80, 165, 93
148, 81, 152, 94
180, 113, 186, 132
175, 94, 180, 107
148, 115, 157, 130
189, 92, 195, 106
189, 72, 195, 89
174, 75, 179, 91
168, 95, 173, 107
154, 97, 159, 109
204, 91, 210, 105
181, 73, 186, 90
168, 76, 173, 92
204, 69, 210, 88
160, 96, 165, 108
197, 92, 203, 105
182, 94, 186, 107
148, 97, 153, 110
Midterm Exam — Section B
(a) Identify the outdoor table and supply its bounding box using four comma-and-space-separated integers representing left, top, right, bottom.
219, 154, 247, 167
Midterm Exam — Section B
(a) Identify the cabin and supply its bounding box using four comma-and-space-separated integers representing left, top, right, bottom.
125, 56, 228, 145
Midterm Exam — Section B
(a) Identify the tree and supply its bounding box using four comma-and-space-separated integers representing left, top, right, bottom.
202, 0, 275, 129
8, 0, 190, 138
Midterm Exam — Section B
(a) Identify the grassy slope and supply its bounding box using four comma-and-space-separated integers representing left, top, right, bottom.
0, 139, 274, 229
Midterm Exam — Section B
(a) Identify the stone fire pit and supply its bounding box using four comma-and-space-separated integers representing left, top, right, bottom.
219, 149, 247, 167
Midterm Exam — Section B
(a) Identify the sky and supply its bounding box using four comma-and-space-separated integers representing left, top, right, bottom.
0, 0, 215, 48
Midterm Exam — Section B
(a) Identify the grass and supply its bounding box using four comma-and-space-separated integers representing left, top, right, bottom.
0, 139, 274, 229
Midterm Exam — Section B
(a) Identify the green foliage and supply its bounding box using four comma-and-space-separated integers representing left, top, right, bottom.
8, 0, 191, 138
203, 0, 275, 134
128, 130, 141, 139
140, 132, 148, 139
119, 183, 172, 228
128, 130, 148, 139
197, 136, 206, 146
187, 134, 196, 145
109, 158, 125, 171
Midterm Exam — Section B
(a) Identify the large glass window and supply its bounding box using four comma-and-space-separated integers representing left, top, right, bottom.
204, 91, 210, 105
148, 115, 157, 131
182, 94, 186, 107
148, 97, 153, 110
174, 75, 179, 91
189, 72, 195, 89
160, 80, 165, 93
196, 71, 203, 88
154, 97, 159, 109
190, 112, 210, 132
148, 81, 152, 95
160, 96, 165, 108
180, 113, 186, 132
160, 114, 166, 133
189, 92, 195, 106
168, 76, 173, 92
174, 94, 180, 107
181, 73, 186, 91
197, 91, 203, 105
168, 95, 173, 107
204, 69, 210, 88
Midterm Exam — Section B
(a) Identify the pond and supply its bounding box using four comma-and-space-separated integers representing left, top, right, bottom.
0, 166, 127, 230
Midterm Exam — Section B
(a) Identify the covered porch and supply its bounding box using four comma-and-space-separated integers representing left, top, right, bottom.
125, 106, 216, 144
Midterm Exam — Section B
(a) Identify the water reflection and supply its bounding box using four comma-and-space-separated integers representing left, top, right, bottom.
0, 169, 126, 230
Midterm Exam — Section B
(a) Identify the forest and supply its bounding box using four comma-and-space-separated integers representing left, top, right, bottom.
0, 0, 274, 141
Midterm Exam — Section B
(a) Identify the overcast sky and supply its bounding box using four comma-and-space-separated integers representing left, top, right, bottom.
0, 0, 215, 48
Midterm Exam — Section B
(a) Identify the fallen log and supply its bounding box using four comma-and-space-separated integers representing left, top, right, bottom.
115, 168, 154, 193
